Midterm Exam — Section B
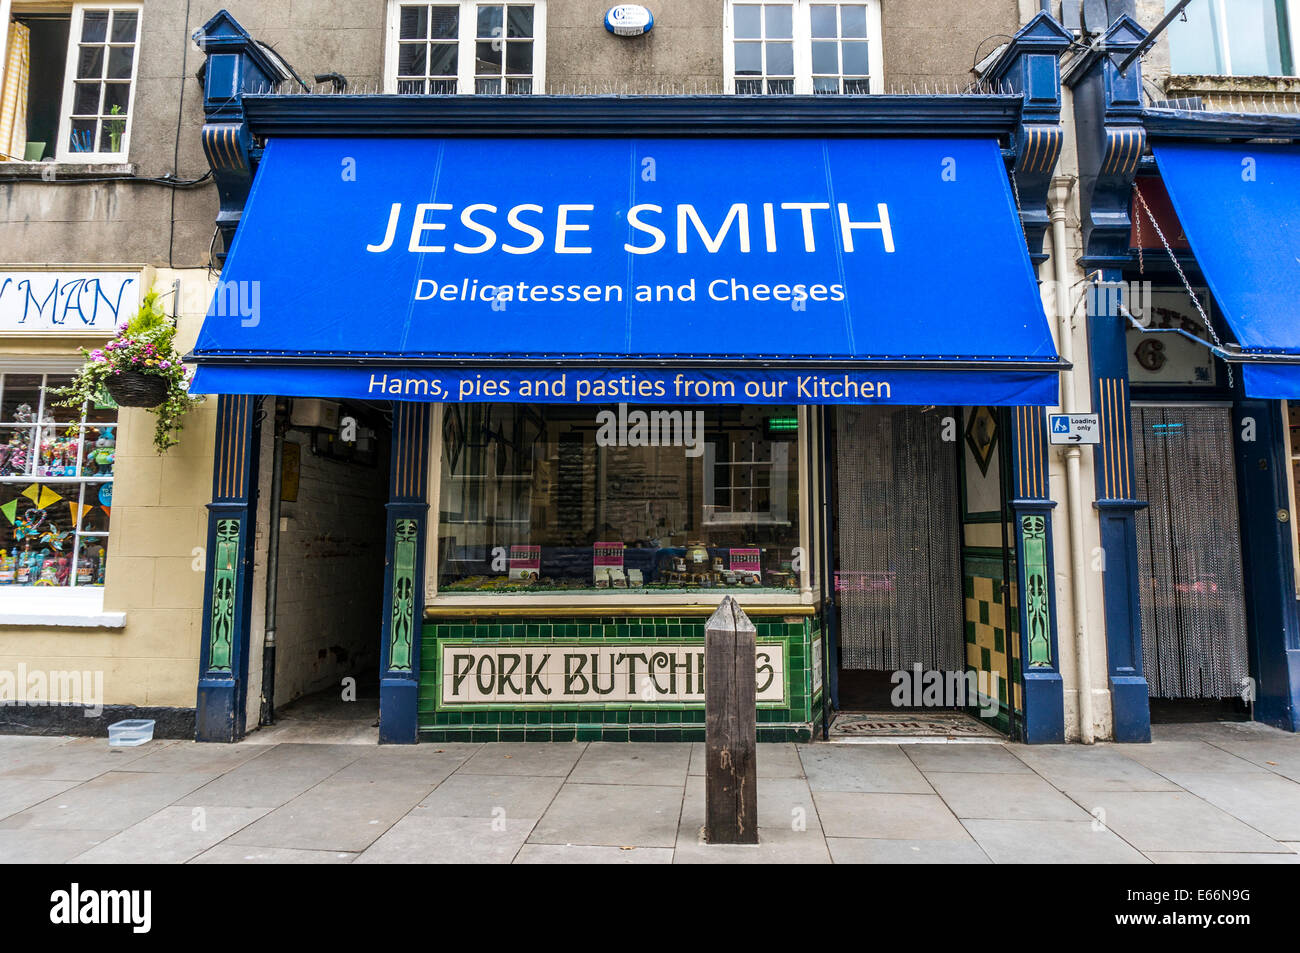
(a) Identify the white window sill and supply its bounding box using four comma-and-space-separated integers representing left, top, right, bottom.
0, 588, 125, 628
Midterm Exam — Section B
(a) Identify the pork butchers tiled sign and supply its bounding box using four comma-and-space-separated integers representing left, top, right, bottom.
437, 639, 787, 708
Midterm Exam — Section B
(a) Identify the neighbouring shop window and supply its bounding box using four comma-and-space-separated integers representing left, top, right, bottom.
726, 0, 881, 95
387, 0, 544, 94
436, 404, 802, 594
0, 4, 141, 163
0, 373, 115, 587
1166, 0, 1297, 77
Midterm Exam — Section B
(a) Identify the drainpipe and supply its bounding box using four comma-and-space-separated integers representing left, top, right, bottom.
1050, 177, 1095, 744
258, 398, 288, 727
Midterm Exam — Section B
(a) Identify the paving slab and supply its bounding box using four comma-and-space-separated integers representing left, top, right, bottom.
679, 775, 820, 833
0, 778, 81, 821
355, 815, 534, 863
415, 773, 564, 820
0, 829, 116, 863
174, 743, 367, 809
73, 806, 269, 864
330, 744, 479, 786
688, 742, 806, 778
673, 823, 831, 863
1117, 740, 1271, 776
1008, 743, 1182, 792
903, 744, 1034, 775
515, 844, 674, 864
458, 742, 586, 777
826, 837, 991, 864
797, 743, 933, 794
0, 737, 174, 781
0, 771, 209, 832
813, 792, 969, 840
529, 783, 682, 847
114, 741, 274, 776
571, 743, 691, 786
1078, 790, 1290, 854
1201, 741, 1300, 783
963, 819, 1149, 863
189, 845, 358, 864
1153, 771, 1300, 841
225, 777, 436, 852
926, 771, 1094, 821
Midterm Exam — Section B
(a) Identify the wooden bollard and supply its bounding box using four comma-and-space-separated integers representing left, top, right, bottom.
705, 596, 758, 844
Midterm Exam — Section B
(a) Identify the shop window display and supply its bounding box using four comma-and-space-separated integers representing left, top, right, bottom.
0, 374, 114, 588
437, 404, 802, 594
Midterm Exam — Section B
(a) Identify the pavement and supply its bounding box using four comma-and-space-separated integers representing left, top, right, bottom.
2, 721, 1300, 863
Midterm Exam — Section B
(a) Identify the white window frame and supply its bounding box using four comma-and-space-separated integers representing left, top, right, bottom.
383, 0, 547, 95
1167, 0, 1300, 77
0, 2, 142, 164
724, 0, 883, 95
53, 3, 141, 163
0, 362, 115, 595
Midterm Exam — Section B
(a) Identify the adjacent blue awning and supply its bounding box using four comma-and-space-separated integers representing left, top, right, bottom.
1153, 142, 1300, 398
191, 136, 1061, 405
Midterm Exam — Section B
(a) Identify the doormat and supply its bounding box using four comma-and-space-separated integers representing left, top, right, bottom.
828, 711, 1005, 744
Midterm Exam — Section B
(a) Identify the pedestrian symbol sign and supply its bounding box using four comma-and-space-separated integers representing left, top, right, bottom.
1048, 413, 1101, 445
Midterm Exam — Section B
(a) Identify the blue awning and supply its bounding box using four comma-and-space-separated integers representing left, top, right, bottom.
1153, 142, 1300, 398
191, 136, 1061, 405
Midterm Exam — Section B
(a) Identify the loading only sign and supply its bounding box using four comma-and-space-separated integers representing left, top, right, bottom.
1048, 413, 1102, 445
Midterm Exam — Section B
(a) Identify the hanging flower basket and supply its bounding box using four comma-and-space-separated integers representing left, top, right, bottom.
104, 370, 169, 408
53, 287, 204, 453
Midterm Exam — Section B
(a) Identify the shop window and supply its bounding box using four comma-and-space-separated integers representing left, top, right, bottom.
726, 0, 881, 94
435, 404, 802, 595
386, 0, 545, 94
1166, 0, 1297, 76
0, 372, 115, 588
0, 4, 141, 163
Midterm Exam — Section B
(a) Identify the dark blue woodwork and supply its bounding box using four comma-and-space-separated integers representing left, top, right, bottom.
1007, 405, 1066, 743
191, 11, 292, 261
1233, 399, 1300, 731
983, 12, 1072, 262
378, 404, 431, 744
1086, 278, 1151, 742
196, 394, 262, 743
1065, 16, 1147, 267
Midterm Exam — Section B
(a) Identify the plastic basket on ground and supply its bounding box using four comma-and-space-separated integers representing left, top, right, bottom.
107, 719, 155, 747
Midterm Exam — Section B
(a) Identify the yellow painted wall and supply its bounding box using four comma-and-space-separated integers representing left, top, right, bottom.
0, 269, 216, 709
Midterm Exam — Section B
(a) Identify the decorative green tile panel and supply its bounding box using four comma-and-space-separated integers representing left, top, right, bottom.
388, 518, 417, 672
207, 518, 239, 673
1020, 514, 1053, 667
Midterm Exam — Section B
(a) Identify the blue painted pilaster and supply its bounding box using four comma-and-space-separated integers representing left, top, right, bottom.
1087, 278, 1151, 742
1233, 399, 1300, 731
1008, 406, 1065, 743
196, 394, 262, 742
379, 403, 431, 744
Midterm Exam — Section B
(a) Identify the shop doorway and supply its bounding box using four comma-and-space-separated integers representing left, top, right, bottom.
255, 400, 392, 738
1132, 404, 1250, 718
830, 407, 966, 712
